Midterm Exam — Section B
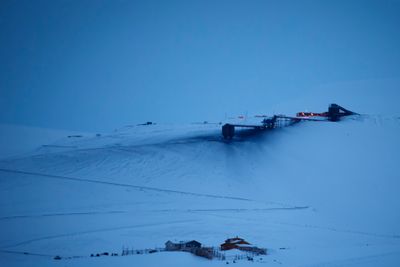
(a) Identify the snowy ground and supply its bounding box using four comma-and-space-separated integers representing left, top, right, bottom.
0, 124, 88, 160
1, 87, 400, 266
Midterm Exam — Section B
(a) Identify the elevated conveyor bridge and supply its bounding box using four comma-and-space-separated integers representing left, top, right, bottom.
222, 104, 358, 139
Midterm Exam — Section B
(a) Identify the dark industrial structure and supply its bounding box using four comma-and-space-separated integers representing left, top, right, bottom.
222, 103, 358, 139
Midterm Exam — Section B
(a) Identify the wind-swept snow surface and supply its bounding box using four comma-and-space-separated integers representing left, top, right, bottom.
0, 124, 86, 160
1, 112, 400, 266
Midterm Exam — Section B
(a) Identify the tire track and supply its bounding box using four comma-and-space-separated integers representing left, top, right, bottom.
0, 168, 252, 202
0, 207, 309, 222
202, 212, 400, 240
299, 250, 400, 267
154, 207, 309, 213
0, 211, 125, 221
272, 221, 400, 240
0, 249, 55, 258
2, 219, 197, 249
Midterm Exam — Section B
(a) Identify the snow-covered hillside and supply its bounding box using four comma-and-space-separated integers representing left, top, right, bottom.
0, 124, 87, 160
1, 101, 400, 266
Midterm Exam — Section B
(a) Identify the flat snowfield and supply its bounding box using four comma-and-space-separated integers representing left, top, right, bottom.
1, 115, 400, 266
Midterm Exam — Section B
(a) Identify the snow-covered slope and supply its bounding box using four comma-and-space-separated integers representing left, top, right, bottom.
0, 124, 89, 160
1, 95, 400, 266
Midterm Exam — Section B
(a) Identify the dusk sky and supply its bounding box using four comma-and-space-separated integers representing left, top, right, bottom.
1, 0, 400, 132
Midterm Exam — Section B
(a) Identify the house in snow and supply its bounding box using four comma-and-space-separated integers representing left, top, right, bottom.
165, 240, 201, 251
220, 237, 267, 255
220, 237, 250, 250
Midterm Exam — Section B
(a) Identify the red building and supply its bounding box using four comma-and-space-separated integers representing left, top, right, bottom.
220, 237, 250, 251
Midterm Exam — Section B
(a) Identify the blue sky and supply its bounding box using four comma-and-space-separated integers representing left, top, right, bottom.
1, 0, 400, 131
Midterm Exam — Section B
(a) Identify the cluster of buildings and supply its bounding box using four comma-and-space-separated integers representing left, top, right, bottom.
164, 237, 266, 260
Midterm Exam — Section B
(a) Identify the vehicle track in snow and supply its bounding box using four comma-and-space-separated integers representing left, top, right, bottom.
154, 207, 309, 213
202, 212, 400, 240
0, 207, 308, 224
2, 219, 197, 249
0, 249, 55, 258
0, 168, 308, 209
0, 211, 125, 221
271, 221, 400, 240
299, 250, 400, 267
0, 168, 252, 202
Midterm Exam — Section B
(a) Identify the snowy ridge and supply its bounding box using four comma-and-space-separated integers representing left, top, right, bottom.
0, 113, 400, 266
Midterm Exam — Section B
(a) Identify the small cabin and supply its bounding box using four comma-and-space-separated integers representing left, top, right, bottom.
165, 240, 202, 251
183, 240, 202, 249
165, 240, 180, 251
